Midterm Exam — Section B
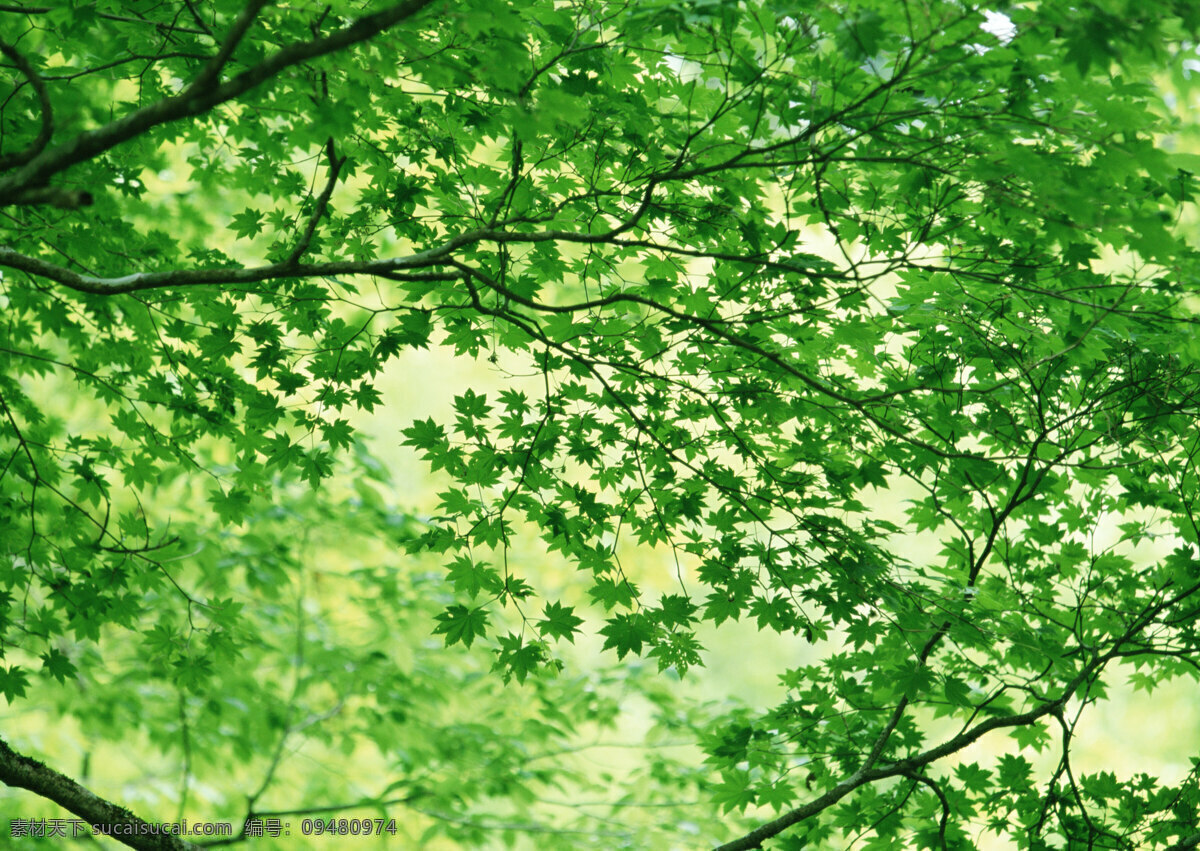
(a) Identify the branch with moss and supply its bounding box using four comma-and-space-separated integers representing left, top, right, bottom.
0, 737, 200, 851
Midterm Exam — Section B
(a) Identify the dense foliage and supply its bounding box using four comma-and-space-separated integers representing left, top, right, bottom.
2, 0, 1200, 848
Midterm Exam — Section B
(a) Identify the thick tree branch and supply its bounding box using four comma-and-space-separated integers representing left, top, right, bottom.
713, 575, 1200, 851
0, 737, 199, 851
0, 39, 53, 171
0, 0, 437, 199
0, 185, 92, 208
711, 690, 1076, 851
189, 0, 269, 93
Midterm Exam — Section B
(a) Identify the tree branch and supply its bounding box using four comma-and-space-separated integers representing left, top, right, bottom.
0, 39, 53, 170
0, 0, 437, 199
285, 138, 346, 266
0, 4, 210, 35
714, 571, 1200, 851
0, 737, 199, 851
188, 0, 269, 93
0, 185, 92, 208
711, 691, 1074, 851
0, 238, 472, 294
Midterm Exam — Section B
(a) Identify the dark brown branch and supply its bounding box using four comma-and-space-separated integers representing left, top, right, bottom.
0, 185, 92, 208
0, 0, 436, 199
0, 4, 209, 35
714, 572, 1200, 851
0, 234, 478, 294
181, 0, 216, 38
0, 737, 200, 851
0, 39, 53, 170
189, 0, 269, 92
904, 772, 950, 851
285, 138, 345, 266
711, 690, 1075, 851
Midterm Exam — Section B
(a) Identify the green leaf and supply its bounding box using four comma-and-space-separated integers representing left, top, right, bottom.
492, 632, 546, 683
599, 613, 654, 659
230, 208, 264, 239
943, 676, 973, 707
40, 649, 77, 684
0, 665, 30, 703
446, 555, 501, 598
538, 601, 584, 643
432, 604, 490, 649
209, 488, 251, 525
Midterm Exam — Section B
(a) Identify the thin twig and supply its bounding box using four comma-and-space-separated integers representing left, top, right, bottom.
285, 138, 345, 266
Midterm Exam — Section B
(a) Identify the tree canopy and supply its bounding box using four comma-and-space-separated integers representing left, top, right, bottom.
3, 0, 1200, 848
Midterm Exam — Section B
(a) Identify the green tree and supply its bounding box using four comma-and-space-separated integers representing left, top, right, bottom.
2, 0, 1200, 848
